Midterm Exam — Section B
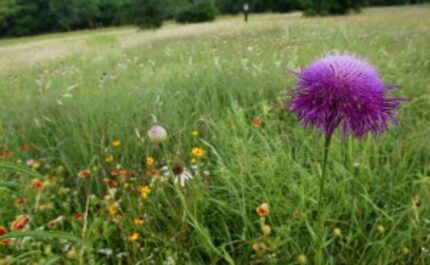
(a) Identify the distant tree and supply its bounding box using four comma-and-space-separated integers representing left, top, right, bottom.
215, 0, 242, 14
128, 0, 165, 28
302, 0, 364, 16
176, 0, 218, 23
0, 0, 18, 35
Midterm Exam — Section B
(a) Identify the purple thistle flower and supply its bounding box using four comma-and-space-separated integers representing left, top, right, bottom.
289, 53, 401, 138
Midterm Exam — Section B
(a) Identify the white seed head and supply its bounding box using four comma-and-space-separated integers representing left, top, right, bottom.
147, 125, 168, 143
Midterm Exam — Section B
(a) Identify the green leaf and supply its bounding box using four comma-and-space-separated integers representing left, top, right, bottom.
0, 180, 19, 188
0, 231, 91, 249
0, 161, 44, 178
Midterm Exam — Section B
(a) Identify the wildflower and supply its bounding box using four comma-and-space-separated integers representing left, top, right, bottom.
112, 139, 121, 147
191, 130, 199, 137
0, 150, 14, 159
288, 53, 401, 139
256, 203, 269, 217
128, 232, 139, 242
138, 186, 151, 199
108, 203, 119, 217
10, 215, 30, 231
0, 226, 10, 246
59, 187, 71, 194
262, 225, 272, 236
117, 169, 130, 180
78, 169, 91, 179
104, 178, 117, 188
333, 227, 342, 237
26, 159, 41, 169
297, 254, 307, 264
39, 202, 54, 212
31, 179, 44, 190
251, 117, 263, 128
147, 169, 160, 177
0, 256, 12, 264
19, 144, 31, 152
104, 155, 114, 163
66, 247, 77, 259
134, 217, 145, 225
252, 242, 267, 252
147, 125, 168, 143
146, 156, 155, 167
191, 147, 205, 158
172, 165, 193, 187
73, 213, 84, 222
98, 248, 113, 256
401, 246, 410, 254
15, 198, 26, 208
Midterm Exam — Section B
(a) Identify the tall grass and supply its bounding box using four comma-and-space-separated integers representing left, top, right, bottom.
0, 6, 429, 264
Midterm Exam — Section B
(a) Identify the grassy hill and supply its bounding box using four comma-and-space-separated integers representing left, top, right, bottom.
0, 6, 429, 264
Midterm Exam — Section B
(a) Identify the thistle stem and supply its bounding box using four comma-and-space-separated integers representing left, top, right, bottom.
317, 134, 332, 211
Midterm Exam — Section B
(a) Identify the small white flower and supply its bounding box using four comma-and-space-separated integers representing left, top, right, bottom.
98, 248, 113, 256
147, 125, 168, 143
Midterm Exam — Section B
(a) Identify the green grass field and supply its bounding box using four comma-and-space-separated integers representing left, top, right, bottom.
1, 6, 430, 264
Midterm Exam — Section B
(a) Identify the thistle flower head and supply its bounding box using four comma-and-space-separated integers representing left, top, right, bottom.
147, 125, 168, 143
289, 53, 401, 138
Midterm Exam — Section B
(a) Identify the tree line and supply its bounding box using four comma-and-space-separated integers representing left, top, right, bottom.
0, 0, 427, 37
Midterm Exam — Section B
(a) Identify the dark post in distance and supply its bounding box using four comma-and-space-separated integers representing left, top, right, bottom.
244, 2, 249, 23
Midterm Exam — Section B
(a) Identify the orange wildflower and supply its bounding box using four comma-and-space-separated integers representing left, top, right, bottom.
147, 169, 160, 177
10, 215, 30, 231
251, 117, 263, 128
0, 226, 10, 246
73, 213, 84, 222
15, 198, 26, 208
78, 169, 91, 179
31, 179, 44, 190
256, 203, 269, 217
104, 178, 117, 188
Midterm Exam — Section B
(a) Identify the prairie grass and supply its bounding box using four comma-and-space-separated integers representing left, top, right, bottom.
0, 5, 430, 264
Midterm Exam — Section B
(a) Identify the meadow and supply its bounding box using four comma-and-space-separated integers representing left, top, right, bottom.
1, 6, 430, 265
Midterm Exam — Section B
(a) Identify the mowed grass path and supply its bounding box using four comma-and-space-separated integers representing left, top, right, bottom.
1, 6, 430, 264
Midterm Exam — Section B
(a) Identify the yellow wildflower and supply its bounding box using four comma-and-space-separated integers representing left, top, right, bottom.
104, 155, 114, 163
112, 140, 121, 147
146, 156, 155, 167
298, 254, 307, 264
138, 186, 151, 199
134, 217, 145, 225
108, 203, 118, 217
128, 232, 139, 242
191, 147, 205, 158
191, 130, 199, 137
333, 227, 342, 237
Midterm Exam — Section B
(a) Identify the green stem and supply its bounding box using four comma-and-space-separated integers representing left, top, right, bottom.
315, 134, 332, 265
317, 134, 332, 211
